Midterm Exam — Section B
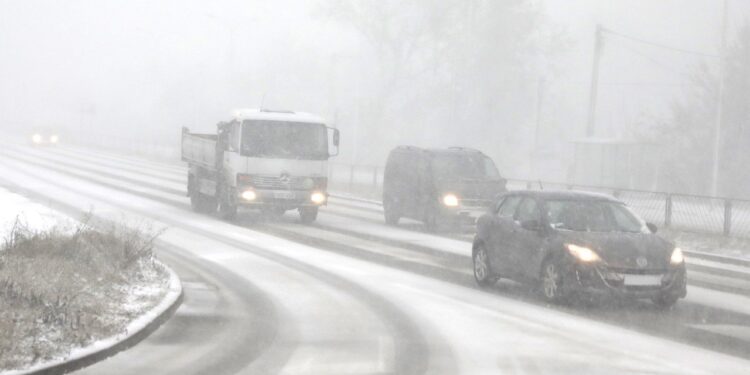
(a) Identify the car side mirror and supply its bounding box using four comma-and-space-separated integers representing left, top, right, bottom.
521, 219, 541, 231
646, 222, 658, 234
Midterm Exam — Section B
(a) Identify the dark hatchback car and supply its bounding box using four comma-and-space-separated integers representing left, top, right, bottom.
383, 146, 506, 230
472, 190, 687, 307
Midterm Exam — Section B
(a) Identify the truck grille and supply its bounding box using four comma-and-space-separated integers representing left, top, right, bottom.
248, 175, 308, 190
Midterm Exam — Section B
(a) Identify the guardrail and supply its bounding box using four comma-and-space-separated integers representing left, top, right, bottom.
329, 193, 750, 295
328, 163, 750, 239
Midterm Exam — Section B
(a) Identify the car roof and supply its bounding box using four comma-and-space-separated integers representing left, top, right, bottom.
504, 190, 621, 203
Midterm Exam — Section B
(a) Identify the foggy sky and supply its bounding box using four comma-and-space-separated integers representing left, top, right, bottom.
1, 0, 748, 179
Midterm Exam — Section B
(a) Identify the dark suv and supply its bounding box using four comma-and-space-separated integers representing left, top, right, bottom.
382, 146, 506, 230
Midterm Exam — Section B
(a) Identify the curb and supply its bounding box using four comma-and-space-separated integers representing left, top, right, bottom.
7, 261, 183, 375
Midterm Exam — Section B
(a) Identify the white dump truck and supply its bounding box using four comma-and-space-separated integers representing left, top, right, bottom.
181, 109, 340, 223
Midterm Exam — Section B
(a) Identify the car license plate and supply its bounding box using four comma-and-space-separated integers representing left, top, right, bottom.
273, 191, 295, 200
623, 274, 662, 286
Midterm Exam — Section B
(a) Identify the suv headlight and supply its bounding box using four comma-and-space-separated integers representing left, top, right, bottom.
566, 244, 602, 263
670, 247, 684, 265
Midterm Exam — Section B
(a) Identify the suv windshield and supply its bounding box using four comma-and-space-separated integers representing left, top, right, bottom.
546, 200, 647, 233
241, 120, 328, 160
431, 153, 500, 180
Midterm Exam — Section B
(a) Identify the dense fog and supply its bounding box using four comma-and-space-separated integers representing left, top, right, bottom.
2, 0, 749, 197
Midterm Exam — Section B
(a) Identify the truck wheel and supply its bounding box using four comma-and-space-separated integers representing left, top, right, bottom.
299, 207, 318, 224
218, 199, 237, 220
216, 184, 237, 220
191, 192, 216, 214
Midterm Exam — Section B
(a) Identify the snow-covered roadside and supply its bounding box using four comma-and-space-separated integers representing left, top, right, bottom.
0, 187, 73, 236
3, 264, 182, 375
0, 187, 182, 374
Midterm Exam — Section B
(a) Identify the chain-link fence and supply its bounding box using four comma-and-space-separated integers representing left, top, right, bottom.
328, 163, 750, 239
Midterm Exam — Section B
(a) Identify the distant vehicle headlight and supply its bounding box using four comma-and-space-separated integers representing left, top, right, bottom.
566, 244, 602, 263
50, 135, 59, 143
32, 134, 42, 143
442, 193, 459, 207
241, 190, 257, 201
670, 247, 684, 265
310, 191, 326, 204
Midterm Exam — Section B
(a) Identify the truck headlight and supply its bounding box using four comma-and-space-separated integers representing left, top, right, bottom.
670, 248, 684, 265
442, 194, 459, 207
311, 191, 326, 204
566, 244, 602, 263
241, 190, 257, 201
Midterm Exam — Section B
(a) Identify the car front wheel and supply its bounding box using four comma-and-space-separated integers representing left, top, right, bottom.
473, 245, 498, 288
540, 259, 569, 304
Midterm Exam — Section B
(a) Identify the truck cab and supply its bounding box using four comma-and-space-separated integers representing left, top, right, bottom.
182, 109, 340, 223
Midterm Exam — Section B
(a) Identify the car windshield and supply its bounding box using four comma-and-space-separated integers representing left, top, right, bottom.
431, 153, 501, 180
241, 120, 328, 160
546, 199, 647, 233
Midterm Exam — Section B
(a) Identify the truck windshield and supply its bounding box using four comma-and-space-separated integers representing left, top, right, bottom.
431, 154, 501, 180
241, 121, 328, 160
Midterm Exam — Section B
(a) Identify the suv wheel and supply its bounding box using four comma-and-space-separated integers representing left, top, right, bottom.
383, 199, 400, 225
652, 294, 679, 309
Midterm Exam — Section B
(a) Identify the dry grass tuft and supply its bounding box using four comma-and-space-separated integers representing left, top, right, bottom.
0, 216, 167, 370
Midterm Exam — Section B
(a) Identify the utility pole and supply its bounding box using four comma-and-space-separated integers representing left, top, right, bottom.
585, 24, 604, 137
532, 78, 545, 178
710, 0, 729, 196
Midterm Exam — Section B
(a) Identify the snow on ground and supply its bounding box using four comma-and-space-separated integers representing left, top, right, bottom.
0, 186, 73, 238
0, 187, 173, 373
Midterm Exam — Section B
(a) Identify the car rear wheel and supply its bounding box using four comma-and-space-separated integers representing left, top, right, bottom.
473, 245, 498, 288
540, 260, 568, 304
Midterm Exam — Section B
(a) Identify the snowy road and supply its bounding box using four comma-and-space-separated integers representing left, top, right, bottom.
2, 143, 750, 374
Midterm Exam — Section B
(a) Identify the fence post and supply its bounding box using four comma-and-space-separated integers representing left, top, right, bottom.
665, 194, 672, 228
724, 199, 732, 236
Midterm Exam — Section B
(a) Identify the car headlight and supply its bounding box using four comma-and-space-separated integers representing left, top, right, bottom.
241, 190, 257, 201
50, 135, 59, 143
670, 247, 684, 265
442, 193, 459, 207
32, 134, 42, 143
310, 191, 326, 204
565, 244, 602, 263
